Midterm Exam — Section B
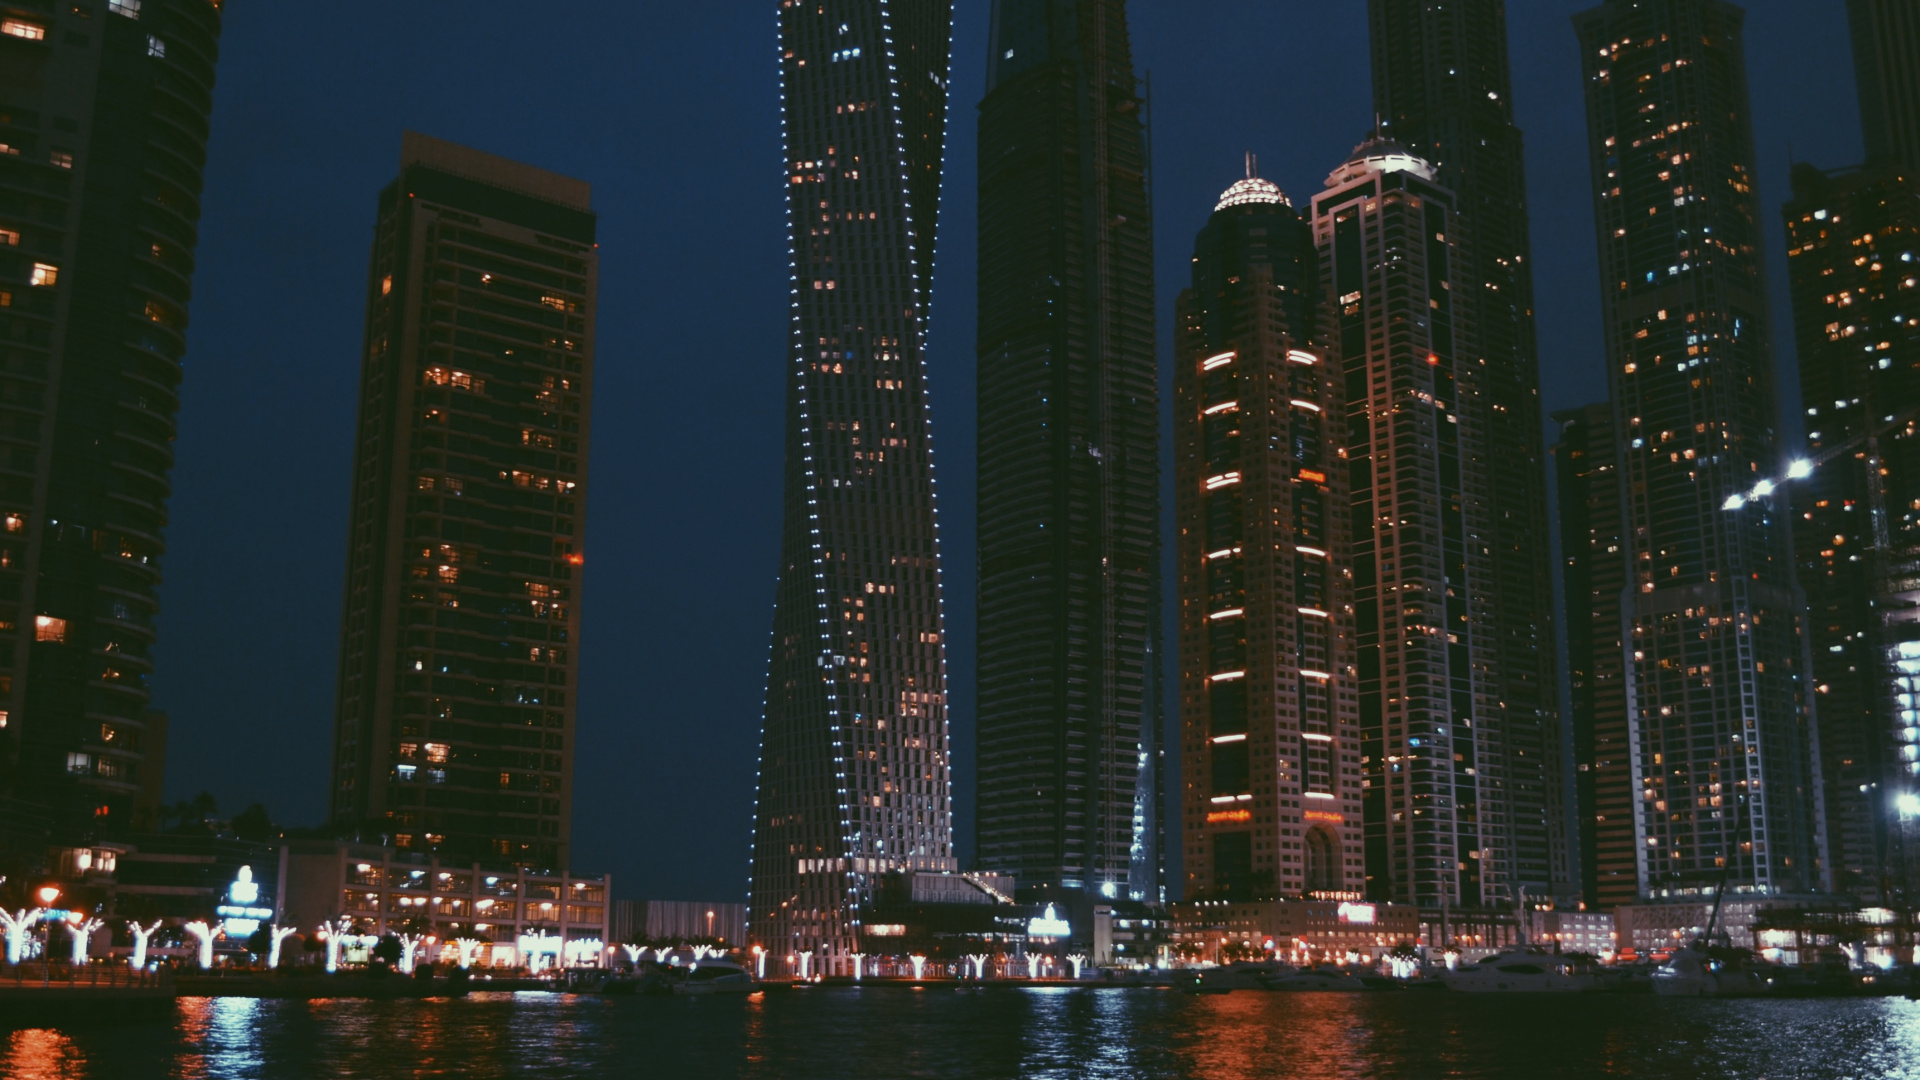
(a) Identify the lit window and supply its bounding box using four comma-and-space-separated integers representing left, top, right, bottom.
109, 0, 141, 16
30, 263, 57, 287
146, 35, 164, 58
0, 711, 8, 729
425, 743, 449, 763
380, 274, 392, 295
35, 615, 66, 643
0, 229, 17, 246
1, 20, 47, 41
67, 753, 92, 775
50, 151, 72, 169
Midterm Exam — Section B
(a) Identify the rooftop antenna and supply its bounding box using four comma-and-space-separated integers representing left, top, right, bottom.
1245, 151, 1257, 179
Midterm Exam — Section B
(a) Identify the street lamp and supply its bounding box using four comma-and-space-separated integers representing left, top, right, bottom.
36, 886, 58, 907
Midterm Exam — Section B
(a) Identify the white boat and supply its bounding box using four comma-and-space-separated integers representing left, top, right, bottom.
1651, 948, 1778, 998
1260, 966, 1367, 992
1442, 952, 1596, 993
670, 958, 755, 995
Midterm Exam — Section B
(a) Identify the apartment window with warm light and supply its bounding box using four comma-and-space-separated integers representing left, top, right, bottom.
49, 151, 71, 169
0, 229, 17, 246
2, 20, 46, 40
30, 263, 57, 287
35, 615, 66, 643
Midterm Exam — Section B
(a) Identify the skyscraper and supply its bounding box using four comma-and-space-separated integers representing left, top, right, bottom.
748, 0, 958, 976
1176, 166, 1363, 902
331, 133, 596, 873
1573, 0, 1823, 901
1369, 0, 1568, 899
1783, 162, 1920, 901
1553, 405, 1639, 908
1780, 0, 1920, 900
1314, 139, 1523, 908
1848, 0, 1920, 175
975, 0, 1159, 903
0, 0, 227, 846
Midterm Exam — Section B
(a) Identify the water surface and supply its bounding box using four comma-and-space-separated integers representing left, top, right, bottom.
5, 989, 1917, 1079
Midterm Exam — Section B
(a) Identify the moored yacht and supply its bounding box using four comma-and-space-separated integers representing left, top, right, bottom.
1442, 952, 1597, 993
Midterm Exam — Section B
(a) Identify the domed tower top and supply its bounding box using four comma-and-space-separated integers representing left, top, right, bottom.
1215, 152, 1290, 211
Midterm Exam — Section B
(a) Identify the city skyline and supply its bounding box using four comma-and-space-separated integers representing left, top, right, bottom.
118, 0, 1863, 902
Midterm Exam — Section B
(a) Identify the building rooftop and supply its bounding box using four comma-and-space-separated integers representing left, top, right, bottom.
1326, 136, 1436, 187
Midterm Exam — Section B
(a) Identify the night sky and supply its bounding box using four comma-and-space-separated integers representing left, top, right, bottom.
155, 0, 1860, 902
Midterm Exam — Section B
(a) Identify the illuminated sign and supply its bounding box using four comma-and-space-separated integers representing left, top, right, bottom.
1304, 810, 1345, 824
218, 866, 274, 936
866, 924, 907, 937
1027, 904, 1070, 939
1298, 470, 1328, 484
1206, 809, 1253, 824
1336, 902, 1377, 925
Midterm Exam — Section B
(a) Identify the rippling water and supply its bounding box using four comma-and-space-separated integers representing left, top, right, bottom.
5, 990, 1918, 1079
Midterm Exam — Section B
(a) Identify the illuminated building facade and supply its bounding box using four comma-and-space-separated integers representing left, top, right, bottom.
281, 841, 611, 970
0, 0, 227, 846
330, 134, 596, 873
975, 0, 1161, 904
1172, 898, 1420, 965
1554, 405, 1641, 908
1176, 167, 1362, 903
1782, 161, 1920, 899
1573, 0, 1822, 900
748, 0, 959, 978
1313, 140, 1514, 909
1369, 0, 1568, 899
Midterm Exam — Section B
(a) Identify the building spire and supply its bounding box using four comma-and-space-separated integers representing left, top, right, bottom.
1245, 151, 1257, 180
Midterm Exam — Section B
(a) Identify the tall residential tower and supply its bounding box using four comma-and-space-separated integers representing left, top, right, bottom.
1780, 4, 1920, 900
748, 0, 959, 977
1369, 0, 1567, 897
331, 134, 596, 873
1572, 0, 1823, 901
1176, 167, 1363, 901
0, 0, 227, 848
975, 0, 1160, 904
1315, 140, 1524, 908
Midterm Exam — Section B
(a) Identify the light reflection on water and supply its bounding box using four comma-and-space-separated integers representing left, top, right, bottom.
1, 990, 1917, 1079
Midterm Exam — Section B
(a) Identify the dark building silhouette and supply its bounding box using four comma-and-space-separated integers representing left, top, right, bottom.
0, 0, 227, 847
748, 0, 959, 977
1175, 165, 1362, 902
1573, 0, 1823, 901
975, 0, 1161, 904
1848, 0, 1920, 175
1369, 0, 1568, 900
1553, 405, 1638, 908
331, 134, 596, 874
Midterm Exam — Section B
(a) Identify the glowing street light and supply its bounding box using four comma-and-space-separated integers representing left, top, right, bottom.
1787, 459, 1814, 480
36, 886, 59, 907
1898, 793, 1920, 819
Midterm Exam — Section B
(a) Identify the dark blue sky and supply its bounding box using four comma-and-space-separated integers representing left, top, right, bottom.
156, 0, 1860, 902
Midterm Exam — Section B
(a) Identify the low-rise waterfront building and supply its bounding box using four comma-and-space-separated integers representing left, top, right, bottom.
1174, 898, 1420, 965
280, 841, 611, 970
610, 900, 747, 947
